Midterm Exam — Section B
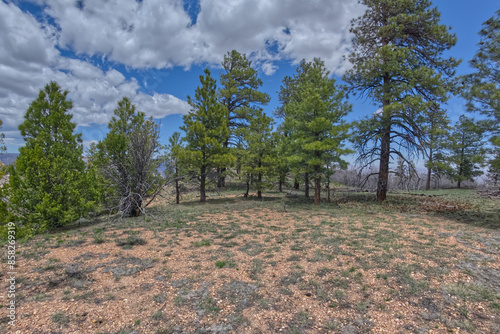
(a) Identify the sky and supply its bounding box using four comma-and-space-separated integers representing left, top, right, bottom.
0, 0, 498, 156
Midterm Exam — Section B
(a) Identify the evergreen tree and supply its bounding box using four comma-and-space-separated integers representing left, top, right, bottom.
180, 69, 235, 202
462, 10, 500, 179
240, 109, 276, 199
93, 97, 163, 217
166, 132, 183, 204
273, 128, 291, 193
423, 104, 451, 190
9, 82, 98, 233
462, 9, 500, 147
445, 115, 487, 188
282, 59, 351, 205
344, 0, 459, 201
217, 50, 270, 186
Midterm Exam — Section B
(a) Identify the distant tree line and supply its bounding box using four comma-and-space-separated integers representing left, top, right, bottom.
0, 2, 498, 239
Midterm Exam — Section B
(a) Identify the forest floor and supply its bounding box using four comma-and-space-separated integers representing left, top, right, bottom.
1, 187, 500, 333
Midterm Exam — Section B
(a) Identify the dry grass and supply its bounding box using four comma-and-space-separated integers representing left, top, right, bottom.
1, 188, 500, 333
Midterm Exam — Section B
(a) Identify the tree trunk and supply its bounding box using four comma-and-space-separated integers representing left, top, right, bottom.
257, 172, 262, 199
305, 173, 310, 198
457, 180, 461, 189
377, 124, 391, 202
426, 139, 434, 191
175, 179, 180, 204
294, 181, 299, 190
426, 166, 431, 191
217, 167, 226, 188
314, 176, 321, 205
127, 195, 142, 217
244, 176, 250, 197
279, 176, 283, 192
200, 166, 206, 202
327, 178, 331, 202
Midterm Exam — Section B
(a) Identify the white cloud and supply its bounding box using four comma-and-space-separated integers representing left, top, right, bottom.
261, 62, 278, 76
0, 0, 367, 149
0, 1, 190, 147
37, 0, 364, 74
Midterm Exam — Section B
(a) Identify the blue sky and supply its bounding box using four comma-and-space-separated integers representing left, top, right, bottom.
0, 0, 498, 158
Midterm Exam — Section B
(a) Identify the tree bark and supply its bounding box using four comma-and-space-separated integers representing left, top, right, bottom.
217, 167, 226, 188
426, 166, 431, 191
327, 178, 331, 203
377, 124, 391, 202
175, 179, 180, 204
200, 165, 206, 202
257, 172, 262, 199
305, 173, 310, 198
314, 176, 321, 205
244, 176, 250, 197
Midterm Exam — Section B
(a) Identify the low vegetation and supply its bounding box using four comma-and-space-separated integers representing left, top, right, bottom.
1, 188, 499, 333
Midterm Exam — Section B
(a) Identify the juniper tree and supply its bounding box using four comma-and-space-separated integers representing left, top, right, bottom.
180, 69, 235, 202
8, 82, 98, 233
344, 0, 459, 201
93, 97, 163, 217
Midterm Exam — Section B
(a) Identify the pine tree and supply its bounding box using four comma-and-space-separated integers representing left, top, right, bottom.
462, 9, 500, 146
423, 104, 451, 190
9, 82, 98, 233
273, 128, 291, 193
93, 97, 163, 217
462, 9, 500, 180
166, 132, 183, 204
240, 109, 276, 199
282, 59, 351, 205
180, 69, 235, 202
445, 115, 487, 188
344, 0, 459, 201
217, 50, 270, 186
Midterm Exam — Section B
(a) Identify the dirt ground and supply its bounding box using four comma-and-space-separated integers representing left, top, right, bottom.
1, 189, 500, 333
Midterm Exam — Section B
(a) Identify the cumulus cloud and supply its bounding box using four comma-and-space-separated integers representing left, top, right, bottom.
1, 0, 367, 149
0, 1, 190, 147
38, 0, 364, 74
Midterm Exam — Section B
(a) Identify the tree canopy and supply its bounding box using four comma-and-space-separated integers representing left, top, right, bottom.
9, 82, 98, 233
345, 0, 459, 201
281, 59, 351, 205
180, 69, 235, 202
92, 97, 163, 217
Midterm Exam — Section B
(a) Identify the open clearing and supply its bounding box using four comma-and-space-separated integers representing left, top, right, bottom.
1, 189, 500, 333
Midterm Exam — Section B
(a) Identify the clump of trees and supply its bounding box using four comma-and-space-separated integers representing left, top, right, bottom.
1, 3, 499, 237
177, 69, 235, 202
278, 59, 351, 205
